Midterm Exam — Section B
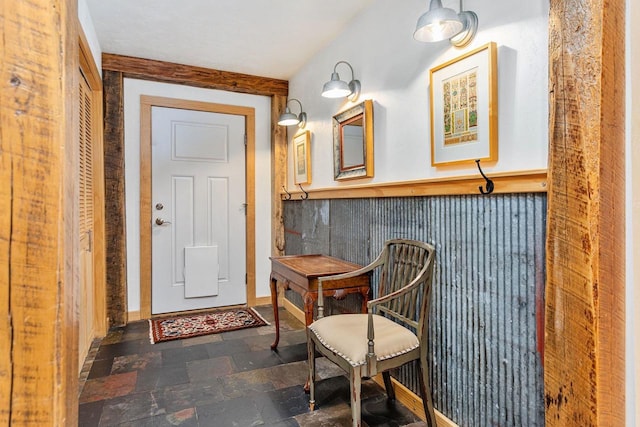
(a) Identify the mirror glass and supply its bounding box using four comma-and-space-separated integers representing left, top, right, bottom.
340, 116, 364, 169
332, 100, 373, 180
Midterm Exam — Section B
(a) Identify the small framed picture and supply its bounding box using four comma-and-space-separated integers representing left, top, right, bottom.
429, 42, 498, 166
293, 130, 311, 185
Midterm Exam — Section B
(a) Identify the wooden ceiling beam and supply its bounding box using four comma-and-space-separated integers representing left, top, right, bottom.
102, 53, 289, 97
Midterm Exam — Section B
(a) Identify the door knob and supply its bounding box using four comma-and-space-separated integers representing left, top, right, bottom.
155, 218, 172, 226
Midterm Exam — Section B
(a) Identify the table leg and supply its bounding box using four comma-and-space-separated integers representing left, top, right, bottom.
270, 275, 280, 350
359, 286, 370, 313
303, 292, 315, 327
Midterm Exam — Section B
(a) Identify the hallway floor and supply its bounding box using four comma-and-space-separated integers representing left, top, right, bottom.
78, 306, 426, 426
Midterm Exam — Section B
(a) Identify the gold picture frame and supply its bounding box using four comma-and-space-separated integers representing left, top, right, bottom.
293, 130, 311, 185
429, 42, 498, 166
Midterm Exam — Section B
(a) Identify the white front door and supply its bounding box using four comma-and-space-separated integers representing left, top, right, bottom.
151, 106, 246, 314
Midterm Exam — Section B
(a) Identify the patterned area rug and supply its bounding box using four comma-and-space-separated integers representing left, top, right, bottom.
149, 307, 269, 344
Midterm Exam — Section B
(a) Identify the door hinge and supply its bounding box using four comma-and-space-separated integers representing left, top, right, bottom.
244, 134, 247, 146
245, 273, 247, 284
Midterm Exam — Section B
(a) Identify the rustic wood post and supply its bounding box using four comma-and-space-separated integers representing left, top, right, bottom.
272, 94, 288, 256
546, 0, 625, 425
103, 69, 129, 326
0, 0, 79, 424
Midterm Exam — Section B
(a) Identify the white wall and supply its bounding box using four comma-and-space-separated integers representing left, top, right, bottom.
286, 0, 549, 189
78, 0, 102, 73
123, 79, 273, 312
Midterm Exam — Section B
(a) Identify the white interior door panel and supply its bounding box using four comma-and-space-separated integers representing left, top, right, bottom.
151, 106, 246, 314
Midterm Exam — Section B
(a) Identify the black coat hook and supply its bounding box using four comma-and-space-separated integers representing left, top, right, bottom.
282, 186, 292, 200
298, 184, 309, 200
475, 159, 494, 195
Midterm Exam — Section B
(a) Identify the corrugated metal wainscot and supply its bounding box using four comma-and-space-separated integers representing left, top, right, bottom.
283, 193, 546, 427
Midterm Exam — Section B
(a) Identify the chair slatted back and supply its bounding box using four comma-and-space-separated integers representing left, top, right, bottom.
375, 239, 435, 341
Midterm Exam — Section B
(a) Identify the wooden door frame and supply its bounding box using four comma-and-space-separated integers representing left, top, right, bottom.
79, 22, 107, 343
632, 0, 640, 421
101, 54, 287, 325
139, 95, 256, 318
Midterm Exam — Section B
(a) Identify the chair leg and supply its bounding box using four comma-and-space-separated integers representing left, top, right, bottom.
382, 371, 395, 402
307, 335, 316, 410
349, 367, 362, 427
417, 359, 437, 427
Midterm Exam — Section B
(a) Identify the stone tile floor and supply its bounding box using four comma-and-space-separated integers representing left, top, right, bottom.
78, 306, 427, 426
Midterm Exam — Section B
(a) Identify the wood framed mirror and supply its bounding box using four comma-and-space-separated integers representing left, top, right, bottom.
332, 99, 373, 180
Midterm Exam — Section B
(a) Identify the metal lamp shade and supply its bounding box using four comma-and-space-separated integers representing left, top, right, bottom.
277, 108, 300, 126
278, 99, 307, 128
413, 0, 463, 42
321, 72, 352, 98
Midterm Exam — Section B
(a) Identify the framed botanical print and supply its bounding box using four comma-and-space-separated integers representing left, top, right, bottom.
293, 130, 311, 185
429, 42, 498, 166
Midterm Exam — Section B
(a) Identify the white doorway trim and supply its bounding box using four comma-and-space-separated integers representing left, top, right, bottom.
139, 95, 256, 318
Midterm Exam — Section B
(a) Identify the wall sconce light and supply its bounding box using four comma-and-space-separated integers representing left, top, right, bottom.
321, 61, 361, 102
277, 98, 307, 128
413, 0, 478, 48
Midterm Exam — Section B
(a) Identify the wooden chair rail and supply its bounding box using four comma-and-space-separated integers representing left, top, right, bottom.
282, 169, 547, 200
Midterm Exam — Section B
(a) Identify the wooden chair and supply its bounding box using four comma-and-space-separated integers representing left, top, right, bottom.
307, 239, 437, 427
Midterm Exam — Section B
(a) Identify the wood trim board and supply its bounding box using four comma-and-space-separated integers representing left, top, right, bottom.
281, 169, 547, 200
631, 0, 640, 420
371, 375, 458, 427
283, 297, 306, 325
78, 21, 108, 367
253, 296, 273, 307
127, 311, 141, 322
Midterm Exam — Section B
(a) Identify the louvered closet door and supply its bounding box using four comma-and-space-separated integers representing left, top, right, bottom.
78, 71, 95, 369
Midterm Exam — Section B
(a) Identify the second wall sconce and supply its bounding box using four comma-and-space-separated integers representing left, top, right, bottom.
321, 60, 361, 102
277, 98, 307, 128
413, 0, 478, 47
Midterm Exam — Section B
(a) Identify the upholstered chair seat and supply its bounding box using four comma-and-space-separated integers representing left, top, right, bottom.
309, 314, 419, 367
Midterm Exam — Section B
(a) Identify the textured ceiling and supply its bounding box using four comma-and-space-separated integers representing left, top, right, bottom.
85, 0, 374, 80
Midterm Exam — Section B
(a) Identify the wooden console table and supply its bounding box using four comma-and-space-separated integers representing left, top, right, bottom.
269, 254, 370, 350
